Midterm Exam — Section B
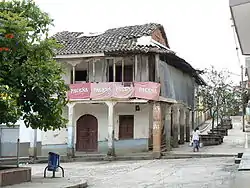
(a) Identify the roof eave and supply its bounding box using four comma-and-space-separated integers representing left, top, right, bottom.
55, 53, 105, 59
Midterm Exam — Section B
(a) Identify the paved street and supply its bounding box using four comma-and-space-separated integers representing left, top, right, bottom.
13, 157, 236, 188
9, 116, 247, 187
172, 116, 247, 155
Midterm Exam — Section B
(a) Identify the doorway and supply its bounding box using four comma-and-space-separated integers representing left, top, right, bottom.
119, 115, 134, 140
76, 114, 98, 152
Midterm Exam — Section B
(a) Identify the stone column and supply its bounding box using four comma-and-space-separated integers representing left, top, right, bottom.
105, 101, 117, 156
165, 104, 171, 151
179, 108, 185, 144
172, 105, 179, 148
29, 129, 37, 158
185, 110, 191, 142
67, 103, 75, 157
153, 102, 162, 158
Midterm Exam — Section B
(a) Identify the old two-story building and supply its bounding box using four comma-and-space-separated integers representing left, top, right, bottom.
4, 23, 206, 158
34, 23, 205, 157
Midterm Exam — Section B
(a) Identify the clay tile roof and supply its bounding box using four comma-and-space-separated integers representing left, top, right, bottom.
52, 23, 174, 55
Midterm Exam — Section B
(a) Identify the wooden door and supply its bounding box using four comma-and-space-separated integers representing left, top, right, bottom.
119, 115, 134, 140
76, 114, 98, 152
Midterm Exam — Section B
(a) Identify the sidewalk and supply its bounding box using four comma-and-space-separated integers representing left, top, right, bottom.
5, 164, 88, 188
170, 116, 247, 155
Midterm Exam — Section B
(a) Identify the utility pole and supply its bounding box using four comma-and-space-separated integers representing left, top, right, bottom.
241, 65, 245, 132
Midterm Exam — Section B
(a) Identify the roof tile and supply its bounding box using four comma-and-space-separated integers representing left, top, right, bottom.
52, 23, 174, 55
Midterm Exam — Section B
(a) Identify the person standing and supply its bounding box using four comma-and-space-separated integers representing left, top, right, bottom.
192, 127, 200, 152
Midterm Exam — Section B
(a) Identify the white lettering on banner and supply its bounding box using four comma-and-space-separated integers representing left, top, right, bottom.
115, 87, 132, 92
94, 87, 112, 93
138, 87, 157, 93
71, 88, 89, 93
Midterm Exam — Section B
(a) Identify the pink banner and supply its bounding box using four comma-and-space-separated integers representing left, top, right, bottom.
67, 82, 161, 101
90, 82, 113, 100
68, 83, 91, 99
134, 82, 161, 100
112, 82, 134, 99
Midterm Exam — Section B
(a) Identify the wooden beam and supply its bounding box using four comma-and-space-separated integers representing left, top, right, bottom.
106, 59, 109, 82
113, 58, 116, 82
122, 58, 124, 83
101, 59, 105, 82
145, 55, 149, 81
139, 55, 142, 81
87, 61, 90, 82
155, 54, 160, 82
72, 65, 76, 84
92, 59, 96, 82
134, 55, 138, 81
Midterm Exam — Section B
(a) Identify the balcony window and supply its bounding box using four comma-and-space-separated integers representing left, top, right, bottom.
108, 65, 133, 82
71, 70, 87, 84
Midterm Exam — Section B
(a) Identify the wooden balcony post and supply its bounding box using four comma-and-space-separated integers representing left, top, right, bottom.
113, 58, 116, 82
92, 59, 96, 82
72, 65, 76, 84
155, 54, 160, 82
122, 58, 124, 83
134, 55, 138, 82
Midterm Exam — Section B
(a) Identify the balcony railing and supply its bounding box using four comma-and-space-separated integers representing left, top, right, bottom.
68, 82, 160, 101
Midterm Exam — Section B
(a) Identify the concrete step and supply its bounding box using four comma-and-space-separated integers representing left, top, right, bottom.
164, 152, 237, 158
238, 151, 250, 171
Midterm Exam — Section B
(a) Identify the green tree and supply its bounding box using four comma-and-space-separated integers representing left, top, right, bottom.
196, 66, 237, 131
0, 0, 68, 131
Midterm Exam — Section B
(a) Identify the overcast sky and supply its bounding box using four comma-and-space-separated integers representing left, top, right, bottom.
34, 0, 243, 83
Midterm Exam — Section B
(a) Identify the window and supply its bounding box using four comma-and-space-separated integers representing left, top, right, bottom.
108, 65, 133, 82
119, 115, 134, 140
71, 70, 87, 83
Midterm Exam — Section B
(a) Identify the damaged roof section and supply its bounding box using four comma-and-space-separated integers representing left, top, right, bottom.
52, 23, 174, 55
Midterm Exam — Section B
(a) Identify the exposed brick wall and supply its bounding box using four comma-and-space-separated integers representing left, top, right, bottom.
151, 28, 169, 48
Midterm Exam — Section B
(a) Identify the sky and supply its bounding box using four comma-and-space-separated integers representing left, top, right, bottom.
34, 0, 243, 83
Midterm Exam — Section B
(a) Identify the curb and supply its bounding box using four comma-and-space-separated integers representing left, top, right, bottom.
29, 152, 237, 163
65, 182, 88, 188
163, 153, 237, 159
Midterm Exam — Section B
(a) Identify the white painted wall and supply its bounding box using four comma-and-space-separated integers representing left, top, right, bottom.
17, 120, 42, 143
41, 106, 68, 145
41, 103, 150, 145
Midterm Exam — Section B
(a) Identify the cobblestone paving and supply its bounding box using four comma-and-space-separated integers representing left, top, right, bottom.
22, 157, 236, 188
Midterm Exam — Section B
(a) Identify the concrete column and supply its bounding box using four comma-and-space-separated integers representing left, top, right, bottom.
165, 104, 171, 151
179, 108, 185, 144
153, 102, 162, 158
185, 110, 191, 142
29, 129, 37, 158
67, 103, 75, 157
105, 101, 117, 156
172, 105, 179, 148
